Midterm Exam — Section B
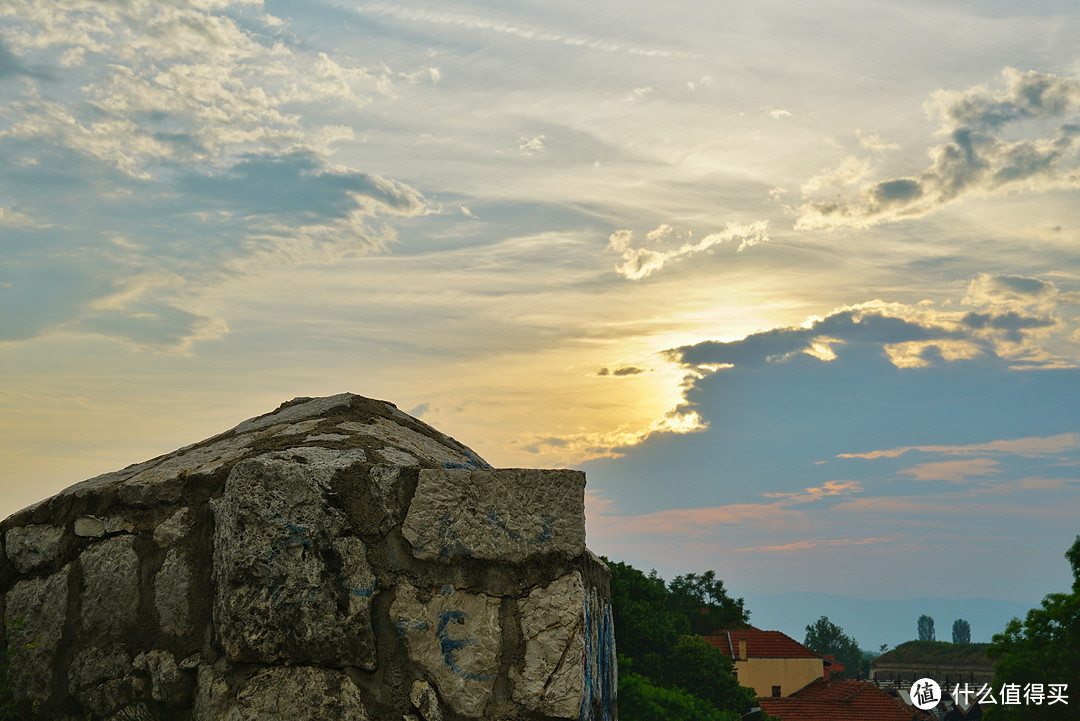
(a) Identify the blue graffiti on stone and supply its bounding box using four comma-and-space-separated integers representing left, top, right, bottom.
485, 510, 554, 543
436, 609, 494, 682
579, 591, 618, 721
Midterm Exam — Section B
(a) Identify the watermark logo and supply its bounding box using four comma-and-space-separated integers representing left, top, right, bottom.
911, 678, 941, 710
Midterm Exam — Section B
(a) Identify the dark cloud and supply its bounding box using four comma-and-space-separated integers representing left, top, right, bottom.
179, 150, 428, 219
798, 68, 1080, 229
612, 366, 645, 376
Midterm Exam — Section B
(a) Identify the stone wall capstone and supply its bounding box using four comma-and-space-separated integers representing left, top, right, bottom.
0, 393, 617, 721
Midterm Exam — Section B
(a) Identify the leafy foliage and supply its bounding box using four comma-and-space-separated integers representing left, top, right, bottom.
606, 559, 762, 721
617, 671, 743, 721
667, 571, 749, 635
918, 614, 936, 641
985, 535, 1080, 721
803, 616, 863, 677
952, 618, 971, 644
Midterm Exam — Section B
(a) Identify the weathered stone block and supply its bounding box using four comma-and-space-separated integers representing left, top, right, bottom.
80, 535, 140, 640
155, 547, 196, 637
410, 679, 444, 721
513, 571, 618, 720
391, 584, 502, 718
74, 516, 106, 537
4, 524, 63, 573
224, 666, 370, 721
6, 567, 70, 706
212, 453, 376, 669
68, 643, 136, 717
403, 468, 586, 562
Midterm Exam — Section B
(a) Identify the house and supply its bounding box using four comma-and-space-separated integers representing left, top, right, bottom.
705, 627, 843, 698
759, 678, 933, 721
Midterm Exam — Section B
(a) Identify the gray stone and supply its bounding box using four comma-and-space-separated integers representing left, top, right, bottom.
410, 679, 444, 721
6, 567, 70, 706
5, 524, 63, 573
391, 584, 501, 718
512, 572, 618, 721
133, 649, 193, 707
74, 516, 106, 537
338, 418, 486, 468
223, 666, 370, 721
153, 507, 194, 547
118, 433, 254, 507
80, 535, 140, 639
377, 446, 420, 466
231, 393, 355, 434
403, 469, 586, 562
213, 454, 376, 669
155, 547, 196, 637
68, 644, 135, 717
305, 432, 351, 442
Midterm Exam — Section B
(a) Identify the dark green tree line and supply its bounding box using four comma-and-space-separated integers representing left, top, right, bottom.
985, 535, 1080, 721
606, 559, 763, 721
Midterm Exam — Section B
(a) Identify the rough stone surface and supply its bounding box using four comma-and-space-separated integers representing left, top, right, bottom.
0, 393, 615, 721
512, 572, 618, 719
156, 547, 196, 637
403, 468, 586, 562
79, 535, 140, 639
411, 679, 444, 721
392, 584, 502, 717
4, 523, 63, 572
6, 567, 70, 707
213, 451, 376, 669
74, 516, 106, 537
224, 666, 370, 721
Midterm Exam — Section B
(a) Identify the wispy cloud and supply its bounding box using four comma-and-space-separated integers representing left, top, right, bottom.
607, 221, 770, 280
733, 536, 900, 553
898, 458, 1000, 483
356, 3, 703, 59
796, 68, 1080, 229
838, 432, 1080, 460
763, 480, 862, 504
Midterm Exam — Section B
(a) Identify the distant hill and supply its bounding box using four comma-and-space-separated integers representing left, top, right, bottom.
740, 592, 1037, 651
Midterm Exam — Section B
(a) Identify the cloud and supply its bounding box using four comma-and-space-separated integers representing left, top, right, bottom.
733, 536, 899, 553
587, 499, 806, 538
796, 68, 1080, 229
898, 458, 1000, 482
517, 134, 546, 155
670, 273, 1079, 372
838, 432, 1080, 460
763, 480, 862, 504
355, 3, 702, 59
607, 221, 771, 280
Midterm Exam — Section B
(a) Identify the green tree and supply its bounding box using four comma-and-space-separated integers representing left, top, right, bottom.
618, 672, 742, 721
803, 616, 863, 677
607, 561, 689, 680
952, 618, 971, 644
918, 614, 936, 641
662, 635, 758, 713
667, 571, 749, 635
985, 535, 1080, 721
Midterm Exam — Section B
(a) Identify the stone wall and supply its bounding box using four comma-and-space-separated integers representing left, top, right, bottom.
0, 394, 617, 721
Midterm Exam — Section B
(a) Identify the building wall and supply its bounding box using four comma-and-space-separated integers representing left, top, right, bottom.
736, 657, 825, 697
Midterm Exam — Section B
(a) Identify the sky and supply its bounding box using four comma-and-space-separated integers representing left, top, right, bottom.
2, 0, 1079, 632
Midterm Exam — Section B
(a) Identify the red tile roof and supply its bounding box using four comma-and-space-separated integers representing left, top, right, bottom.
704, 627, 822, 660
759, 679, 933, 721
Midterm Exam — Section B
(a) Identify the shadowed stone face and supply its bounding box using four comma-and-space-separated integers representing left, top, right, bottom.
212, 453, 378, 669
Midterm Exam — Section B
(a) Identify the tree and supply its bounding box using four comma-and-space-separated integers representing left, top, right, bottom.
918, 614, 936, 641
804, 616, 863, 677
985, 535, 1080, 721
618, 672, 742, 721
952, 618, 971, 644
667, 571, 749, 635
662, 635, 758, 713
607, 561, 689, 680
